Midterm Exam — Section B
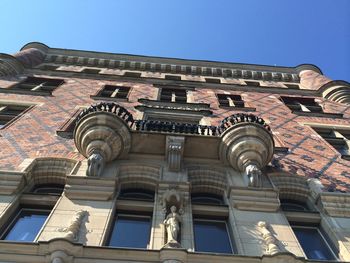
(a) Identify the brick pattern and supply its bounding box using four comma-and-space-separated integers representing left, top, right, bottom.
1, 72, 350, 192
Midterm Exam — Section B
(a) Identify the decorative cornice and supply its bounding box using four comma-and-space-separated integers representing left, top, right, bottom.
0, 53, 24, 76
295, 64, 323, 75
320, 80, 350, 105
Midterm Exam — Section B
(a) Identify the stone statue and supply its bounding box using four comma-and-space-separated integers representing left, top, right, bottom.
163, 206, 181, 247
245, 163, 262, 187
87, 153, 105, 176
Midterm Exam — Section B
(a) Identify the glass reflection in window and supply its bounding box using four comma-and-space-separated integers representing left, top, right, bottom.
1, 209, 49, 242
292, 226, 337, 260
108, 215, 151, 248
193, 219, 233, 253
118, 188, 154, 201
191, 193, 224, 205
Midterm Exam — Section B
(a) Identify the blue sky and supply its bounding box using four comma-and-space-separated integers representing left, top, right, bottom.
1, 0, 349, 81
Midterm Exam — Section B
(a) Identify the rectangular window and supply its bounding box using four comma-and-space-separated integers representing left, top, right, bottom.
245, 81, 260, 86
94, 85, 131, 100
312, 127, 350, 159
205, 78, 221, 84
217, 94, 245, 108
160, 88, 187, 103
81, 68, 101, 74
124, 71, 142, 78
0, 104, 31, 129
11, 77, 64, 94
1, 208, 50, 242
292, 226, 337, 260
108, 214, 151, 248
280, 96, 323, 113
193, 219, 233, 254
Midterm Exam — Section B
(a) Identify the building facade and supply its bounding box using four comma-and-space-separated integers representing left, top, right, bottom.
0, 42, 350, 263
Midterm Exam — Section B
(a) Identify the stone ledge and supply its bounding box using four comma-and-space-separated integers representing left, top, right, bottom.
319, 193, 350, 218
0, 170, 26, 195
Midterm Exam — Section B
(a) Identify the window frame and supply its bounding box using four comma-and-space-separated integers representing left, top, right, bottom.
216, 93, 255, 111
91, 85, 131, 102
5, 77, 64, 96
0, 103, 33, 130
0, 207, 51, 242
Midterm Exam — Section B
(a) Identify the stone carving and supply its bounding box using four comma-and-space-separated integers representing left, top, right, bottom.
161, 188, 185, 214
50, 251, 69, 263
58, 210, 87, 242
245, 163, 262, 187
74, 102, 132, 177
87, 152, 104, 177
163, 206, 182, 248
219, 114, 274, 188
258, 221, 281, 255
166, 136, 185, 172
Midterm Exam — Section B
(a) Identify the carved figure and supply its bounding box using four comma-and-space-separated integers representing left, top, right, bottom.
58, 210, 87, 242
163, 206, 181, 246
258, 221, 281, 255
87, 153, 104, 177
245, 163, 262, 187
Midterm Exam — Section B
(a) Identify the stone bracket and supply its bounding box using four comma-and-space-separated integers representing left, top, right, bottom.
166, 136, 185, 172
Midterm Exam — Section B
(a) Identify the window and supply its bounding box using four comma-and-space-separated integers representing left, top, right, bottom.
0, 104, 31, 129
165, 75, 181, 81
280, 96, 323, 114
31, 184, 64, 195
93, 85, 131, 100
245, 81, 260, 86
191, 193, 224, 205
217, 94, 244, 108
108, 214, 151, 248
124, 71, 141, 78
193, 219, 233, 253
38, 64, 58, 71
0, 208, 50, 242
280, 199, 310, 212
292, 225, 337, 261
285, 84, 300, 89
312, 127, 350, 159
10, 77, 64, 94
81, 68, 100, 74
205, 78, 221, 84
191, 192, 235, 254
107, 188, 154, 249
159, 88, 187, 103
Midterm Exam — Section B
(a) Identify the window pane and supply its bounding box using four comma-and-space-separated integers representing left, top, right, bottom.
292, 227, 336, 260
194, 219, 232, 253
108, 215, 151, 248
3, 210, 49, 242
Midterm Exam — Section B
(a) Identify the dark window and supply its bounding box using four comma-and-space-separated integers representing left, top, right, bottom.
165, 75, 181, 81
285, 84, 300, 89
81, 68, 100, 74
245, 81, 260, 86
31, 184, 64, 195
217, 94, 245, 108
280, 199, 309, 211
313, 127, 350, 158
160, 88, 187, 103
205, 78, 221, 84
124, 71, 142, 78
39, 64, 58, 71
12, 77, 64, 94
292, 226, 337, 260
281, 96, 323, 113
193, 219, 232, 253
0, 104, 30, 129
119, 188, 154, 201
1, 209, 50, 242
191, 193, 224, 205
96, 85, 131, 100
108, 215, 151, 248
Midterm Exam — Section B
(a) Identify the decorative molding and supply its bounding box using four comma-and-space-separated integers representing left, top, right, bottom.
0, 170, 26, 195
320, 80, 350, 105
219, 114, 274, 187
319, 193, 350, 218
166, 136, 185, 172
230, 188, 280, 212
74, 102, 132, 176
258, 221, 282, 255
160, 187, 187, 214
0, 53, 24, 76
57, 210, 88, 242
50, 250, 71, 263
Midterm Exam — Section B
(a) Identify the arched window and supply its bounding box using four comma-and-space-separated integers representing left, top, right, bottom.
31, 183, 64, 195
280, 199, 309, 212
118, 188, 154, 201
191, 193, 224, 205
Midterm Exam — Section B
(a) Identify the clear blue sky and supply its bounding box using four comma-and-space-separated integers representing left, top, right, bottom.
1, 0, 349, 81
